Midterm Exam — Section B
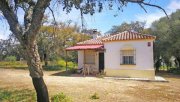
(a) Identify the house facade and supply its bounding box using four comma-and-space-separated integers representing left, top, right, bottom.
66, 31, 156, 79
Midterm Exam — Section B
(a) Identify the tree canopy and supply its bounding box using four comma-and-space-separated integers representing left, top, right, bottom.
151, 10, 180, 70
107, 21, 146, 34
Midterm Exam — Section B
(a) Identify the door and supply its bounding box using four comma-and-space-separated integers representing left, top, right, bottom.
99, 53, 104, 72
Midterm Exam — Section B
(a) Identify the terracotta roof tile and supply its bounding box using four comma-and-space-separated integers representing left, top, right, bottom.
77, 34, 111, 45
102, 31, 156, 42
77, 31, 156, 45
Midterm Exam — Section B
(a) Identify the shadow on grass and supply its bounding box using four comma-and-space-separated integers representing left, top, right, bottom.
51, 70, 74, 76
156, 71, 180, 78
43, 65, 67, 71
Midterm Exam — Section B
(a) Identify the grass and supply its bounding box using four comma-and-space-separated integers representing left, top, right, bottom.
90, 93, 100, 100
0, 61, 28, 69
0, 88, 36, 102
0, 60, 77, 71
0, 88, 73, 102
44, 60, 77, 71
51, 92, 72, 102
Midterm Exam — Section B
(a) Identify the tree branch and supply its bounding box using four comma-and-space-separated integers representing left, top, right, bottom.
141, 2, 169, 18
138, 3, 147, 13
25, 0, 51, 42
48, 6, 57, 25
24, 2, 36, 29
0, 0, 22, 41
124, 0, 169, 18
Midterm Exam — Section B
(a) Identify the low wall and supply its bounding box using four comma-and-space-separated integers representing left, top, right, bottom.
104, 69, 155, 79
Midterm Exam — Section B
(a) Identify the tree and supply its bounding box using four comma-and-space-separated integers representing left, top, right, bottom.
37, 22, 90, 65
0, 34, 21, 61
0, 0, 51, 102
151, 10, 180, 71
0, 0, 167, 101
107, 21, 146, 34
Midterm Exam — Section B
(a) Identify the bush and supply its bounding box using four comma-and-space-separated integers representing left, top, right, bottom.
0, 61, 27, 69
57, 60, 66, 67
90, 93, 100, 100
4, 56, 16, 62
168, 68, 180, 74
51, 92, 72, 102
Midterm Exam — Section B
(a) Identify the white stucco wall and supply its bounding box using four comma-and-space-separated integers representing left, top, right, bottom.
78, 50, 84, 69
78, 50, 99, 71
104, 40, 154, 70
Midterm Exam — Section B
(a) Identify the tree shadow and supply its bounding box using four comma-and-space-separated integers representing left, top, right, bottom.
156, 71, 180, 79
50, 70, 97, 77
50, 70, 74, 76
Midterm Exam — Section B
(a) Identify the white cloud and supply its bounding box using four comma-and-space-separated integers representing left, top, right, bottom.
167, 0, 180, 11
136, 11, 165, 28
0, 33, 8, 40
136, 0, 180, 28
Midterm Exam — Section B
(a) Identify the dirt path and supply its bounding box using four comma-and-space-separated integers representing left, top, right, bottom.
0, 69, 180, 102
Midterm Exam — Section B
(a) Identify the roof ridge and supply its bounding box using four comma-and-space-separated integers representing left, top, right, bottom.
102, 31, 128, 41
77, 31, 156, 45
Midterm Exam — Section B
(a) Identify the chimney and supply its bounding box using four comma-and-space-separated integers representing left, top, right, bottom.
92, 29, 100, 39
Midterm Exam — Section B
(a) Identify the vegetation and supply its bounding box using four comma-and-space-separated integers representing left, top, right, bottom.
0, 61, 27, 69
90, 93, 100, 100
150, 10, 180, 73
107, 21, 145, 34
0, 59, 77, 71
0, 88, 36, 102
51, 92, 72, 102
37, 23, 90, 66
0, 89, 72, 102
43, 59, 77, 71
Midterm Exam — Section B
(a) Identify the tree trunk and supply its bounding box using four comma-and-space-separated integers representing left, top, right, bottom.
32, 77, 49, 102
44, 53, 48, 66
25, 41, 49, 102
176, 57, 180, 68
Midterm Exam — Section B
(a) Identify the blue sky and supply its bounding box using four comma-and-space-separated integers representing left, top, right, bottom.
0, 0, 180, 39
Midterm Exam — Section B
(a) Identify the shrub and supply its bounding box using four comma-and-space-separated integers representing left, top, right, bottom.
90, 93, 100, 100
57, 60, 66, 67
168, 68, 180, 74
51, 92, 72, 102
4, 56, 16, 62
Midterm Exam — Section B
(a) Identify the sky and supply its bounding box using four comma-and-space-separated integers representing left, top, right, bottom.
0, 0, 180, 40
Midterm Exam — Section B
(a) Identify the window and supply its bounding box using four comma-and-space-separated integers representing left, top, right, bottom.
120, 50, 136, 65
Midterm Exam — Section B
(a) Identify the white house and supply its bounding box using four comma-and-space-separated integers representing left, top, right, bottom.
66, 31, 156, 79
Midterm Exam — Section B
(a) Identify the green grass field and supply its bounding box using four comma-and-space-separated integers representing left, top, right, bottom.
0, 88, 72, 102
0, 60, 77, 71
0, 88, 36, 102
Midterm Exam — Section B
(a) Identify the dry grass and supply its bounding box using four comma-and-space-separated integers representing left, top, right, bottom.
0, 69, 180, 102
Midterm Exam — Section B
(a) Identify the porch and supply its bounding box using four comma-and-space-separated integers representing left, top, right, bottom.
66, 44, 105, 75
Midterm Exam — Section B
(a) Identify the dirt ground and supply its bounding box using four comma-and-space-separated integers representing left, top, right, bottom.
0, 69, 180, 102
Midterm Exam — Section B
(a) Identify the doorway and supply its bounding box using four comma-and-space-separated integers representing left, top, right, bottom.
99, 53, 104, 72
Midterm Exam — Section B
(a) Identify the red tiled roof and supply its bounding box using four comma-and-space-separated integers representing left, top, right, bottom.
77, 34, 111, 45
77, 38, 103, 45
102, 31, 156, 42
66, 45, 104, 51
75, 31, 156, 45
